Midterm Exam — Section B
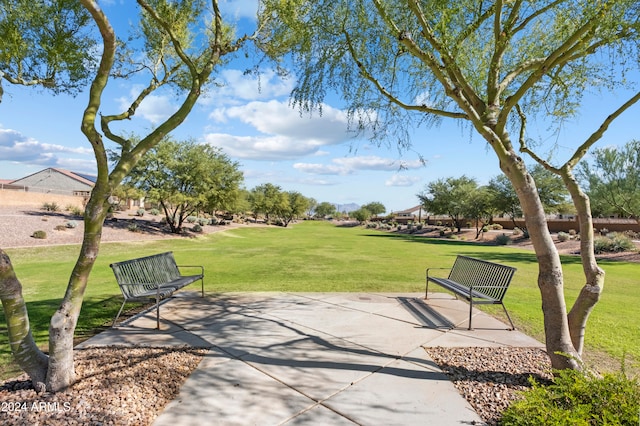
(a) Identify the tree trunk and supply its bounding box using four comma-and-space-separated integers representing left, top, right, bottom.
45, 190, 111, 391
500, 152, 581, 370
562, 170, 604, 355
0, 250, 49, 393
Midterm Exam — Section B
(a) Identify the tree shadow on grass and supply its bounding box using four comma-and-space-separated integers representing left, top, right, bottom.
361, 232, 585, 266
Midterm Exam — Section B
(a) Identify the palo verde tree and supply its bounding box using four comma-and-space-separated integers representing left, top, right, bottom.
579, 140, 640, 220
418, 176, 479, 232
281, 191, 310, 226
0, 0, 257, 392
259, 0, 640, 369
0, 0, 97, 103
124, 138, 243, 233
488, 164, 570, 229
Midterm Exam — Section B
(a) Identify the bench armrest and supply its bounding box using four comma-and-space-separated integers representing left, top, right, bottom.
177, 265, 204, 276
426, 267, 451, 278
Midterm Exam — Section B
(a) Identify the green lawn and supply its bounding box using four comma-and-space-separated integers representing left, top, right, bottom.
1, 220, 638, 379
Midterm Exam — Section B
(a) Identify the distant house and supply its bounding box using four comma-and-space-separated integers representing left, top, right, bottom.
9, 168, 95, 197
394, 205, 425, 223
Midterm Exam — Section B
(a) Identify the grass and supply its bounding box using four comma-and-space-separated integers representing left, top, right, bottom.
1, 220, 638, 379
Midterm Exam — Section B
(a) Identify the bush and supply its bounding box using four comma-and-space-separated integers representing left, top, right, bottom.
150, 208, 160, 216
491, 223, 503, 230
41, 202, 60, 212
32, 230, 47, 239
127, 223, 138, 232
192, 224, 203, 233
197, 218, 209, 226
186, 216, 197, 223
512, 227, 522, 236
594, 233, 636, 253
501, 368, 640, 425
557, 231, 570, 242
54, 225, 67, 231
66, 220, 78, 229
495, 233, 512, 245
67, 205, 84, 216
136, 208, 146, 217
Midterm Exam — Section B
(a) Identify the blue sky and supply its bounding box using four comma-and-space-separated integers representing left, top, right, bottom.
1, 1, 638, 213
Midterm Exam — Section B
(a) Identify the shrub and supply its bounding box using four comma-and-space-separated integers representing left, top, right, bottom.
197, 218, 209, 226
501, 367, 640, 425
32, 230, 47, 239
512, 227, 522, 236
66, 205, 84, 216
192, 224, 203, 233
491, 223, 503, 230
42, 202, 60, 212
416, 223, 423, 230
623, 230, 639, 240
186, 216, 197, 223
439, 229, 446, 236
55, 225, 67, 231
127, 223, 138, 232
495, 233, 512, 245
66, 220, 78, 229
594, 233, 636, 253
150, 208, 160, 216
568, 229, 577, 237
136, 208, 145, 217
557, 232, 570, 242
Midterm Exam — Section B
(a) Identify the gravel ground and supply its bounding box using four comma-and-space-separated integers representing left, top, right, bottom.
0, 347, 207, 425
0, 206, 245, 249
425, 347, 553, 425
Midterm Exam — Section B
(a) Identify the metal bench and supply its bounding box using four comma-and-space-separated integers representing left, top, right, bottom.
425, 255, 516, 330
110, 251, 204, 328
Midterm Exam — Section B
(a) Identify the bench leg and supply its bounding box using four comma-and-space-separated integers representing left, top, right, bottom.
112, 300, 127, 328
156, 290, 160, 330
502, 304, 516, 331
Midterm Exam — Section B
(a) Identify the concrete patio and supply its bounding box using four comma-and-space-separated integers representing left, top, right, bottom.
78, 292, 543, 425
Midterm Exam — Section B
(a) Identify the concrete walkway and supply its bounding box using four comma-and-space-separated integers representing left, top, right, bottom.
78, 292, 543, 425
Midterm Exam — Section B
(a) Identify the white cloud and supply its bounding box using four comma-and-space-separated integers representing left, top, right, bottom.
202, 69, 295, 106
385, 174, 421, 187
0, 128, 94, 172
220, 0, 258, 20
117, 88, 177, 125
293, 163, 351, 175
333, 156, 423, 171
205, 100, 353, 160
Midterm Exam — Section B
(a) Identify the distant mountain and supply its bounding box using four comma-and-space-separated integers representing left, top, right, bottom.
333, 203, 360, 213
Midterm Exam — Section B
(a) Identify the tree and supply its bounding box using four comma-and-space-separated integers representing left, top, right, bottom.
0, 0, 98, 103
362, 202, 386, 217
465, 187, 495, 239
418, 176, 478, 232
350, 208, 371, 223
259, 0, 640, 370
0, 0, 255, 392
579, 140, 640, 220
124, 138, 243, 233
305, 197, 318, 217
249, 183, 287, 223
488, 164, 569, 229
280, 191, 310, 226
314, 201, 337, 218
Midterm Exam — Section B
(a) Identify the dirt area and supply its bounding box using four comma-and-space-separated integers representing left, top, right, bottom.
0, 206, 249, 249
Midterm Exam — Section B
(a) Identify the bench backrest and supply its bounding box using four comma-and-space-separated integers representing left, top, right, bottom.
448, 255, 516, 301
110, 252, 181, 297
